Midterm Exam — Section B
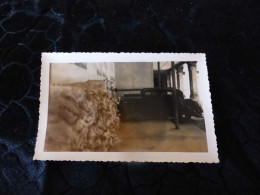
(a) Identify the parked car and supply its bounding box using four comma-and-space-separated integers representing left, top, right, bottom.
117, 88, 203, 122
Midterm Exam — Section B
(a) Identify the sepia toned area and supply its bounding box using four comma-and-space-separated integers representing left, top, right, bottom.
44, 62, 208, 152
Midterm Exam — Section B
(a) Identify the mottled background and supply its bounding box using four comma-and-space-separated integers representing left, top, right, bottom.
0, 0, 259, 194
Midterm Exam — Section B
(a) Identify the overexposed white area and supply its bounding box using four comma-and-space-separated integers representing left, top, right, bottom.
50, 62, 115, 85
183, 64, 190, 99
34, 53, 219, 163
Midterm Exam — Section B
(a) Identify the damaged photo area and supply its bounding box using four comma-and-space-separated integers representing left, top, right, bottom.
35, 53, 218, 162
46, 61, 208, 152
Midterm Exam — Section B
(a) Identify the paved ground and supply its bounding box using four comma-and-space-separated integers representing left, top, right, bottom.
110, 117, 208, 152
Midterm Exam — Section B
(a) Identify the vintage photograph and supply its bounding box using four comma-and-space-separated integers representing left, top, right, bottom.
34, 53, 218, 162
45, 61, 207, 152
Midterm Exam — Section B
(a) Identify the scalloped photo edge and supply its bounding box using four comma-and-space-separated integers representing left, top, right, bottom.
34, 52, 219, 163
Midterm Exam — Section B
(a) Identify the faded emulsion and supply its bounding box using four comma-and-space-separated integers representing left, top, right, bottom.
44, 61, 207, 152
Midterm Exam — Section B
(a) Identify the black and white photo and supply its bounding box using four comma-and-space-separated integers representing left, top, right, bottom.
34, 53, 218, 162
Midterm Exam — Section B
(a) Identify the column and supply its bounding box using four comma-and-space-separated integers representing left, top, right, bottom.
157, 62, 161, 88
171, 62, 179, 129
170, 70, 173, 87
188, 62, 199, 101
168, 72, 171, 87
176, 65, 184, 91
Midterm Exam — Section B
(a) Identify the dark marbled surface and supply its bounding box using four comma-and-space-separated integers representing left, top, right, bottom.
0, 0, 259, 194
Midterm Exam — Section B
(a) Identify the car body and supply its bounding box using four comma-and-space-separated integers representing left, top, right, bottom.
117, 88, 203, 121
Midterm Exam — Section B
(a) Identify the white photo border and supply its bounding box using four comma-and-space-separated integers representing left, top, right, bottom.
34, 53, 219, 163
